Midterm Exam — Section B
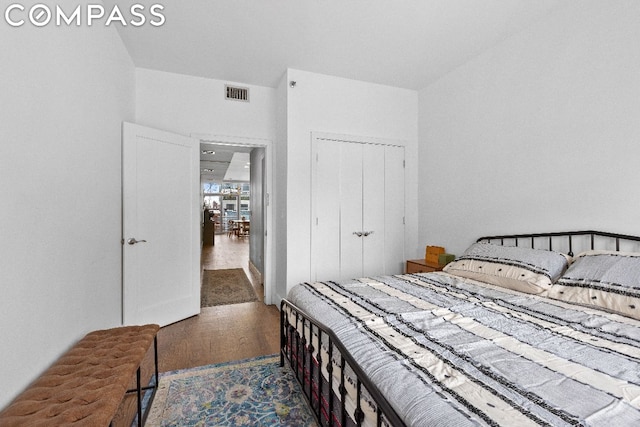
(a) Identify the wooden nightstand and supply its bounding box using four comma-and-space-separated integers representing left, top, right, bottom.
406, 259, 444, 274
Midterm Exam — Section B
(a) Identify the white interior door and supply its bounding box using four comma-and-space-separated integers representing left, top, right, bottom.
122, 122, 200, 326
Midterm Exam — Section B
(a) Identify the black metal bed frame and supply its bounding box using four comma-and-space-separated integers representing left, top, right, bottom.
280, 230, 640, 427
281, 299, 404, 427
477, 230, 640, 256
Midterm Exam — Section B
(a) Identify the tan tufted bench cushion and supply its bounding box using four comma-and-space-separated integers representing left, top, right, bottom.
0, 324, 160, 427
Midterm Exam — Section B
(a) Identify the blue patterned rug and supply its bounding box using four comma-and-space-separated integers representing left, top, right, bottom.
144, 355, 317, 426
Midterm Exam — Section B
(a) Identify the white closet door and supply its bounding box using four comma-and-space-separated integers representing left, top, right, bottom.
362, 144, 386, 276
311, 136, 405, 282
312, 140, 342, 281
384, 145, 406, 275
340, 142, 364, 280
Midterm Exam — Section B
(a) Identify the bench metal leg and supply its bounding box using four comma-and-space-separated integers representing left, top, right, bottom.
136, 367, 142, 427
126, 335, 159, 427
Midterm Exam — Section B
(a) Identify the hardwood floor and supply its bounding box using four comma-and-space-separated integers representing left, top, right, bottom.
113, 233, 281, 426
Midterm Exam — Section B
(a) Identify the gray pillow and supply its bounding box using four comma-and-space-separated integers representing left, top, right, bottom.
548, 251, 640, 319
443, 242, 569, 294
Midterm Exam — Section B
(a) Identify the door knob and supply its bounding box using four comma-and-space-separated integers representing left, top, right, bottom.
127, 238, 147, 245
362, 231, 374, 237
353, 231, 363, 237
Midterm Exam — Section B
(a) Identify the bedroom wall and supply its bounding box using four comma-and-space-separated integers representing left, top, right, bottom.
283, 69, 419, 297
135, 68, 276, 140
0, 11, 135, 408
418, 0, 640, 257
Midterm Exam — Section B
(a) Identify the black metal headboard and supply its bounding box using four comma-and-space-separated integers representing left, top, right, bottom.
476, 230, 640, 257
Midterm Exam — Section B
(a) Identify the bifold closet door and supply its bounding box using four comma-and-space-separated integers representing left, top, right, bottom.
312, 139, 342, 281
362, 144, 405, 277
312, 138, 405, 282
312, 139, 364, 281
383, 145, 406, 275
361, 144, 385, 276
339, 142, 365, 280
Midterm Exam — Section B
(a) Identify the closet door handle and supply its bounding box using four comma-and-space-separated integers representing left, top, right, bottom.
353, 231, 375, 237
126, 238, 147, 245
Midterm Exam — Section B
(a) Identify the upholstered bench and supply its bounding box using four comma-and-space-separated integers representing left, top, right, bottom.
0, 324, 160, 427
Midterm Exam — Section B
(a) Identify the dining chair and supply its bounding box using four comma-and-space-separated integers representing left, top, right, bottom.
228, 220, 239, 237
239, 222, 250, 238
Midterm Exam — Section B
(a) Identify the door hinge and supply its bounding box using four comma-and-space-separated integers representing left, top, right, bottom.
403, 160, 406, 168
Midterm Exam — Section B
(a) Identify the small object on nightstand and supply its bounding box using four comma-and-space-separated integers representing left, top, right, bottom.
425, 245, 445, 266
438, 253, 455, 266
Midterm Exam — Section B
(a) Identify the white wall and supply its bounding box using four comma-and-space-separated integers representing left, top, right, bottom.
0, 15, 135, 408
135, 68, 276, 139
418, 0, 640, 257
283, 69, 419, 295
274, 73, 289, 303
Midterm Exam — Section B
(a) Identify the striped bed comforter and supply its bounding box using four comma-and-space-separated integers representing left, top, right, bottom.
286, 272, 640, 426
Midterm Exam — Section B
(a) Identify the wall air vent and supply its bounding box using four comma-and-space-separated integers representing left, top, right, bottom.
225, 85, 249, 102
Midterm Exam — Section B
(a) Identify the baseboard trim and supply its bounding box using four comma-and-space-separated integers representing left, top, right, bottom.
248, 260, 263, 285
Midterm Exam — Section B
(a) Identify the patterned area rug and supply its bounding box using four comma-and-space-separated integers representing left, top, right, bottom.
145, 355, 317, 426
201, 268, 258, 307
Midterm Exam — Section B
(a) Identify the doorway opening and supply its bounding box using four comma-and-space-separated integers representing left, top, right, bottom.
203, 182, 251, 237
198, 138, 272, 305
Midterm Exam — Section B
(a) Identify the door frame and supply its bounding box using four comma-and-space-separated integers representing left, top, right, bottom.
193, 133, 275, 305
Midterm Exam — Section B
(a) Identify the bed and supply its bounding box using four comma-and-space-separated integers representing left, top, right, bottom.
280, 231, 640, 427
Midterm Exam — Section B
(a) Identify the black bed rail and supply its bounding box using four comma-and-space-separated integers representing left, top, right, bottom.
476, 230, 640, 256
281, 298, 406, 427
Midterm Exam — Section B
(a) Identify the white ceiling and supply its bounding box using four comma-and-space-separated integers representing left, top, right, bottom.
111, 1, 564, 181
109, 0, 563, 90
200, 144, 253, 183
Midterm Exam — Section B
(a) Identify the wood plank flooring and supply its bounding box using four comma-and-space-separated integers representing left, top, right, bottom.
113, 233, 281, 426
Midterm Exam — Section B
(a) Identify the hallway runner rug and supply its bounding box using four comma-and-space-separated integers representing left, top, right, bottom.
144, 355, 317, 426
201, 268, 258, 307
